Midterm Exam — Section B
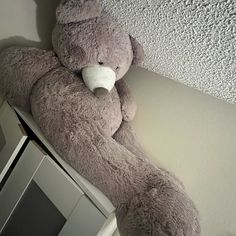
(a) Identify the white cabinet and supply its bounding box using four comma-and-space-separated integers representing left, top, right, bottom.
59, 195, 106, 236
0, 102, 117, 236
0, 102, 27, 183
0, 141, 44, 231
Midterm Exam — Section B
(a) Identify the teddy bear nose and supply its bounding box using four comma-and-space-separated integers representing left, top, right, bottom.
94, 87, 109, 98
81, 65, 116, 94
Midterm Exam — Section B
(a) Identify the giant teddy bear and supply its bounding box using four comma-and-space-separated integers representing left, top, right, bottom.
0, 0, 200, 235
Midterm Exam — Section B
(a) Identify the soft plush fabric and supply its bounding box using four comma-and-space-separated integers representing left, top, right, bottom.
0, 47, 60, 111
0, 0, 200, 235
52, 15, 142, 80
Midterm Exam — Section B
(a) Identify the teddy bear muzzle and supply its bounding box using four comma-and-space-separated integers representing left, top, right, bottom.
82, 65, 116, 96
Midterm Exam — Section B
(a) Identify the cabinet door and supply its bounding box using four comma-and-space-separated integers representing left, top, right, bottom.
0, 102, 27, 183
0, 141, 45, 232
33, 156, 84, 220
59, 195, 106, 236
0, 141, 85, 236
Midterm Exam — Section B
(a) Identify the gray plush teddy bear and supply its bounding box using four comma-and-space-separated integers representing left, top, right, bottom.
0, 0, 200, 235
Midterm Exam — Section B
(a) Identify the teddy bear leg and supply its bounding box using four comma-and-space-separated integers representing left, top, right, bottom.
113, 121, 146, 160
113, 124, 199, 235
113, 122, 185, 189
117, 170, 201, 236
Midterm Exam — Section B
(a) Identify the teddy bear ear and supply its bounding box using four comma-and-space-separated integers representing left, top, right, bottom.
129, 35, 145, 66
56, 0, 102, 24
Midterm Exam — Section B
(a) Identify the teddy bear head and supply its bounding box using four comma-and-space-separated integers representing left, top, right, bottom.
52, 0, 144, 94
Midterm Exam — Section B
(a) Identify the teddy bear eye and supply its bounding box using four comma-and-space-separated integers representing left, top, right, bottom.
116, 66, 120, 70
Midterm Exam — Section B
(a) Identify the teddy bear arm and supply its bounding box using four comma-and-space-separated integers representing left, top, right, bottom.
115, 79, 137, 121
0, 47, 60, 111
117, 178, 200, 236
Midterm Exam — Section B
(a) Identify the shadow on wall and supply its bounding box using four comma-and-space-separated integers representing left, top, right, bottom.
0, 37, 42, 51
34, 0, 60, 48
0, 0, 60, 51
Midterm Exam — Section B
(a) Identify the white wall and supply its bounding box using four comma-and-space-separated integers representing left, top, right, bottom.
0, 0, 59, 50
124, 67, 236, 236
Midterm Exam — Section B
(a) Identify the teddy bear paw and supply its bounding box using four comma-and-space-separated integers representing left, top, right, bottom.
121, 100, 137, 121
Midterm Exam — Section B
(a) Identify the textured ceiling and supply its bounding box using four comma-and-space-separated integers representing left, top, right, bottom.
101, 0, 236, 105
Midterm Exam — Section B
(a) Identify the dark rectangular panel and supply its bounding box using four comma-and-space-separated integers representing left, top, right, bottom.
1, 180, 66, 236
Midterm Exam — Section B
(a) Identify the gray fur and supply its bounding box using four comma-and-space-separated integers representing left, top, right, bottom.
0, 0, 200, 235
56, 0, 102, 24
52, 14, 134, 80
0, 47, 60, 111
30, 67, 200, 235
129, 35, 145, 66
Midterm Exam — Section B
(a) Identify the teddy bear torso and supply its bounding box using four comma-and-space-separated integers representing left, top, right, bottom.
30, 67, 123, 138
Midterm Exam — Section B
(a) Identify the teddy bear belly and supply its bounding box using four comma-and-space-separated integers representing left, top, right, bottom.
30, 67, 123, 137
